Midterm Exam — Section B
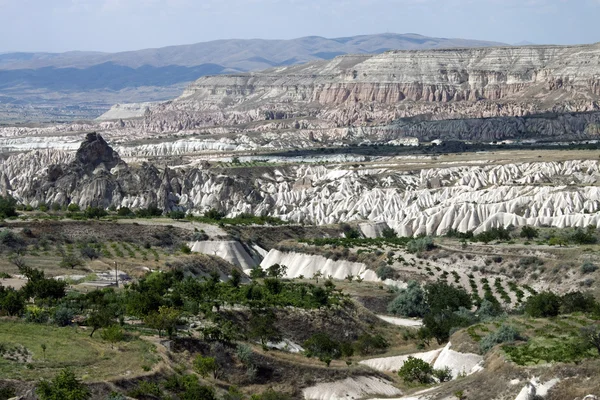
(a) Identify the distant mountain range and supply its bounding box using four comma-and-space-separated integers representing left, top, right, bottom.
0, 33, 507, 118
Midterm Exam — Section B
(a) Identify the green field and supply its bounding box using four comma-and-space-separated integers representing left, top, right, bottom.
0, 320, 159, 381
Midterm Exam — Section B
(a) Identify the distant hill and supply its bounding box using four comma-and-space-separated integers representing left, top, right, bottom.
0, 33, 507, 118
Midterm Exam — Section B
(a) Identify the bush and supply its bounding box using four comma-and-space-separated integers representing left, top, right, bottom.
37, 368, 91, 400
376, 265, 395, 280
520, 226, 539, 240
0, 286, 25, 316
0, 196, 17, 219
169, 210, 186, 220
204, 208, 225, 220
581, 262, 598, 274
80, 246, 100, 260
387, 280, 427, 318
560, 291, 598, 314
407, 236, 435, 253
60, 254, 84, 269
524, 291, 562, 317
303, 333, 341, 364
117, 207, 134, 217
381, 227, 397, 239
53, 306, 74, 327
84, 207, 107, 219
67, 204, 80, 212
193, 355, 219, 378
433, 366, 453, 382
397, 356, 433, 384
480, 325, 524, 353
354, 333, 388, 355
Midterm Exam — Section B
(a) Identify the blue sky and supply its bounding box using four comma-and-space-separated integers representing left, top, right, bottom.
1, 0, 598, 52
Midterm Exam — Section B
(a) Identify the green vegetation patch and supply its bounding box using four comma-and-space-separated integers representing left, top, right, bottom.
0, 320, 157, 381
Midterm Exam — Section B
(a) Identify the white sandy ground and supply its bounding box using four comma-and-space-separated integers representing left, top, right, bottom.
514, 377, 561, 400
376, 315, 423, 327
360, 342, 483, 379
302, 376, 402, 400
432, 343, 484, 378
265, 339, 304, 353
189, 240, 257, 270
360, 348, 443, 372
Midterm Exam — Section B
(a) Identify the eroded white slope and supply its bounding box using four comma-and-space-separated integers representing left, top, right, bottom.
302, 376, 402, 400
189, 241, 257, 270
260, 249, 379, 281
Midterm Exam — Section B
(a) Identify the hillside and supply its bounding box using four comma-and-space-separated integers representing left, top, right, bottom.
0, 33, 505, 122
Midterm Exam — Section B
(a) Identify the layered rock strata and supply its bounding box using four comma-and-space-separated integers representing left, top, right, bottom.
4, 134, 600, 235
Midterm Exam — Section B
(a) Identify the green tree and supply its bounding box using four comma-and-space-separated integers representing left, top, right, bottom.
67, 203, 80, 212
229, 269, 242, 287
397, 356, 434, 384
266, 263, 287, 278
87, 309, 113, 338
0, 286, 25, 316
193, 355, 220, 379
100, 325, 124, 349
249, 310, 281, 348
524, 291, 562, 317
387, 280, 428, 318
303, 333, 341, 365
144, 306, 181, 338
0, 195, 18, 218
60, 253, 84, 269
19, 266, 67, 303
37, 368, 91, 400
519, 226, 539, 240
581, 324, 600, 355
84, 207, 108, 220
381, 227, 397, 239
422, 281, 472, 344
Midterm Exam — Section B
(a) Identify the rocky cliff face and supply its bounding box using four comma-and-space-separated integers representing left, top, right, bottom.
114, 44, 599, 142
5, 134, 600, 235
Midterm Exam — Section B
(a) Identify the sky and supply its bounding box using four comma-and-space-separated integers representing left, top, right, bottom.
0, 0, 599, 53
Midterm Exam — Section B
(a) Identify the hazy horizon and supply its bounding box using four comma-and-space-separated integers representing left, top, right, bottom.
1, 0, 599, 53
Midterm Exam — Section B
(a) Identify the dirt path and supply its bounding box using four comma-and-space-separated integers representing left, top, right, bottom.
116, 218, 227, 237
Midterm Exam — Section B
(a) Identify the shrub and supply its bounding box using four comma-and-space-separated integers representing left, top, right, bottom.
67, 204, 80, 212
37, 368, 91, 400
100, 325, 124, 349
193, 355, 219, 378
117, 207, 134, 217
80, 246, 100, 260
204, 208, 225, 220
433, 366, 453, 382
398, 356, 434, 384
354, 333, 389, 355
524, 291, 562, 317
169, 210, 186, 220
560, 291, 598, 314
381, 227, 397, 238
376, 265, 395, 280
303, 333, 341, 364
387, 280, 427, 318
84, 207, 107, 219
407, 236, 435, 253
520, 226, 539, 240
480, 325, 524, 353
53, 306, 74, 327
60, 254, 84, 269
0, 196, 17, 219
581, 262, 598, 274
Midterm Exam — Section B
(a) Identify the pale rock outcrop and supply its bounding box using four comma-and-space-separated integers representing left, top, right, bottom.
188, 241, 257, 270
260, 249, 378, 281
302, 376, 402, 400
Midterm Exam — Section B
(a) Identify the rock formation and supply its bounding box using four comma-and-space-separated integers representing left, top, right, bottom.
4, 134, 600, 235
123, 43, 600, 142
